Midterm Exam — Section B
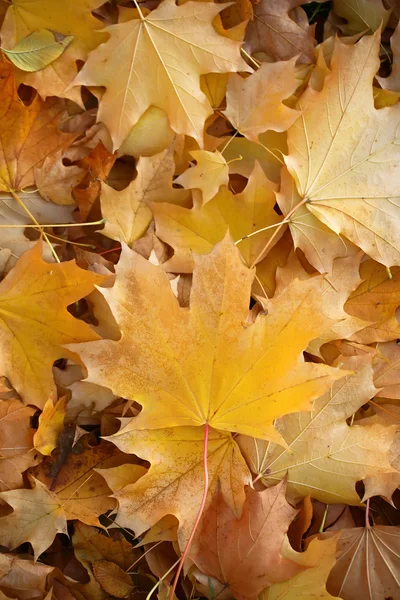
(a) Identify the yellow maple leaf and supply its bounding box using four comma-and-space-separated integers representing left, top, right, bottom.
280, 32, 400, 269
175, 150, 229, 204
100, 425, 251, 547
0, 243, 103, 408
101, 145, 190, 245
238, 356, 397, 504
33, 396, 67, 456
261, 535, 341, 600
76, 236, 345, 444
223, 60, 299, 142
0, 476, 67, 560
153, 161, 281, 270
73, 0, 250, 149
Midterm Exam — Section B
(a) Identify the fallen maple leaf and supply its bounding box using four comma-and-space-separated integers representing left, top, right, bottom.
76, 236, 345, 443
73, 0, 250, 149
333, 0, 391, 36
344, 259, 400, 343
153, 161, 281, 270
33, 396, 67, 456
0, 0, 107, 102
261, 535, 341, 600
280, 32, 400, 269
73, 521, 138, 571
0, 476, 67, 559
0, 191, 74, 272
276, 167, 352, 274
175, 150, 229, 204
0, 243, 103, 408
100, 425, 251, 547
73, 141, 117, 220
244, 0, 316, 63
0, 553, 54, 595
0, 398, 40, 491
321, 525, 400, 600
373, 341, 400, 399
101, 145, 190, 246
31, 438, 135, 528
223, 60, 299, 142
0, 55, 74, 193
189, 480, 301, 600
238, 356, 397, 504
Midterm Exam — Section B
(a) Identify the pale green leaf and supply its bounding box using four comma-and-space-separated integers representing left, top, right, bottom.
3, 30, 73, 72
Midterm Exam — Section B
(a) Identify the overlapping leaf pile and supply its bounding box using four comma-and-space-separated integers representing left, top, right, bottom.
2, 0, 400, 599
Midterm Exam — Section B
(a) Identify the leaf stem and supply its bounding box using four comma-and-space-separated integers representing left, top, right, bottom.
369, 399, 400, 422
250, 198, 308, 268
240, 48, 260, 70
365, 497, 371, 528
220, 130, 239, 155
169, 423, 210, 600
126, 541, 163, 574
257, 142, 285, 165
9, 189, 60, 263
319, 504, 329, 533
132, 0, 145, 20
147, 558, 182, 600
235, 219, 291, 245
0, 219, 106, 228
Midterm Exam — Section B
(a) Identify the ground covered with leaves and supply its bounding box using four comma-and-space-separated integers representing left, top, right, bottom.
2, 0, 400, 599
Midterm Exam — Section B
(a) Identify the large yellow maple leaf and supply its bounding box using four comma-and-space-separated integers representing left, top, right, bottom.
76, 236, 345, 444
0, 244, 103, 408
73, 0, 250, 149
280, 32, 400, 269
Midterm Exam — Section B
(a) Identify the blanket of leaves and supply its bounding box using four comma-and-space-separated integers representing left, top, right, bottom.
4, 0, 400, 598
